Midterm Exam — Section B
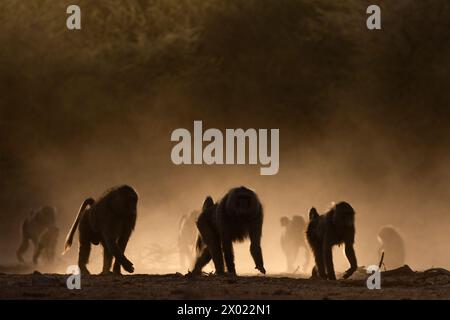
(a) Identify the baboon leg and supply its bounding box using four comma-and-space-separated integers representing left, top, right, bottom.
102, 233, 134, 273
323, 240, 336, 280
78, 238, 91, 275
249, 221, 265, 274
222, 237, 236, 274
113, 233, 131, 275
101, 244, 113, 275
312, 247, 326, 279
33, 241, 44, 265
342, 241, 357, 279
16, 237, 29, 263
196, 221, 224, 275
77, 219, 92, 275
30, 236, 39, 264
192, 246, 212, 275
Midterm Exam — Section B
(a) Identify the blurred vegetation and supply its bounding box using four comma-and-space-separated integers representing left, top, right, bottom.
0, 0, 449, 212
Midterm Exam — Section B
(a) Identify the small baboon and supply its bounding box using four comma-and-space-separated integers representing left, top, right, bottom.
280, 215, 310, 273
178, 210, 199, 269
192, 186, 265, 276
377, 225, 405, 270
306, 202, 357, 280
64, 185, 138, 275
17, 206, 57, 264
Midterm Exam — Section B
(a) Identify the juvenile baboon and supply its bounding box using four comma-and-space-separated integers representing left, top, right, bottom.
17, 206, 56, 264
192, 186, 265, 276
64, 185, 138, 275
306, 202, 357, 280
377, 225, 405, 270
178, 210, 199, 269
280, 215, 310, 273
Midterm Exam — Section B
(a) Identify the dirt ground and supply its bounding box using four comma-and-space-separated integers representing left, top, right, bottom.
0, 266, 449, 300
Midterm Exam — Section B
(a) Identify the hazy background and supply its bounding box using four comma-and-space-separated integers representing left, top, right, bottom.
0, 0, 449, 274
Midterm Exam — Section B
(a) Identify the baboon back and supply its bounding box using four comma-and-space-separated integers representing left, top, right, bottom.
86, 185, 138, 235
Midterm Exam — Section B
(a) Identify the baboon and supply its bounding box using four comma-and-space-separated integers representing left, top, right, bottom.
17, 206, 56, 264
192, 186, 265, 276
280, 215, 310, 273
377, 225, 405, 270
178, 210, 199, 269
306, 202, 357, 280
64, 185, 138, 275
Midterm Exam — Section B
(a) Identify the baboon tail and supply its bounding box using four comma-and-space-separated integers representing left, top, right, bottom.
63, 198, 95, 254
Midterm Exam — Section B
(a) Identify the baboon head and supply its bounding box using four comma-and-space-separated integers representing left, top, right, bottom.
224, 187, 260, 219
331, 202, 355, 228
37, 206, 56, 226
280, 216, 290, 227
377, 225, 400, 244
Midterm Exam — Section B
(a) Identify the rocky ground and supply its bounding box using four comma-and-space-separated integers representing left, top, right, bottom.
0, 266, 449, 299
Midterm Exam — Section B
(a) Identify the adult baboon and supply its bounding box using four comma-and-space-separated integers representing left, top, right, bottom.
178, 210, 199, 269
17, 206, 56, 264
306, 202, 357, 280
64, 185, 138, 275
280, 215, 310, 273
377, 225, 405, 270
191, 186, 265, 276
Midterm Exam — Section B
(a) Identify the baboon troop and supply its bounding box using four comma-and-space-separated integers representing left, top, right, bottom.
178, 210, 199, 269
192, 186, 265, 276
306, 202, 358, 280
280, 215, 310, 273
17, 206, 58, 265
64, 185, 138, 275
14, 181, 414, 282
377, 225, 405, 270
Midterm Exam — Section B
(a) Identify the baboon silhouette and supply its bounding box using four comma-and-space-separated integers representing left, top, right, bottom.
377, 225, 405, 270
306, 202, 357, 280
191, 186, 265, 276
64, 185, 138, 275
178, 210, 199, 270
280, 215, 310, 273
17, 206, 57, 264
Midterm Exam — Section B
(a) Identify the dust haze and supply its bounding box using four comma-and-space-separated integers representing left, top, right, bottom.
0, 0, 449, 275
